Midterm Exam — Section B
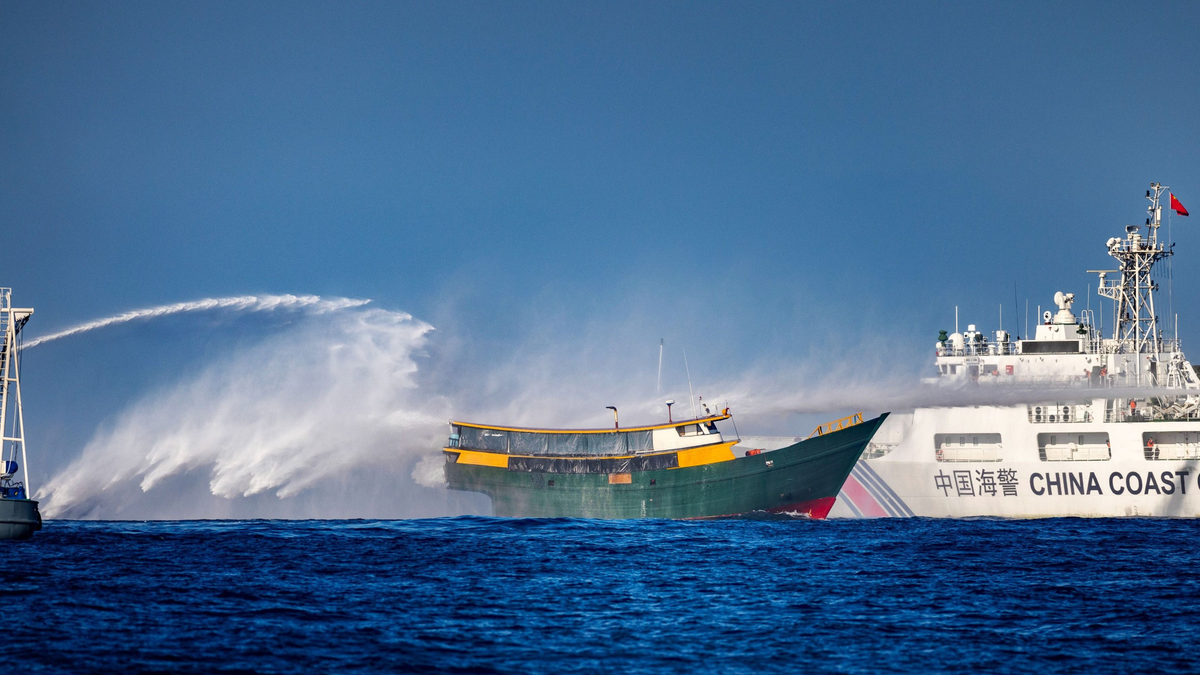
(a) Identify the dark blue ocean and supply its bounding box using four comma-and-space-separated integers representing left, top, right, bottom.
7, 517, 1199, 674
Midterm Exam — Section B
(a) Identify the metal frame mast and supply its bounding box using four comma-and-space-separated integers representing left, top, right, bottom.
0, 288, 33, 493
1098, 183, 1171, 358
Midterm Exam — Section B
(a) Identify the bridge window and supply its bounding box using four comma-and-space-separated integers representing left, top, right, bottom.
1142, 431, 1200, 461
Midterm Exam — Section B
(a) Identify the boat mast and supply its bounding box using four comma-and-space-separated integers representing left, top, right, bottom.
656, 339, 664, 395
683, 347, 697, 419
0, 289, 33, 494
1097, 183, 1173, 380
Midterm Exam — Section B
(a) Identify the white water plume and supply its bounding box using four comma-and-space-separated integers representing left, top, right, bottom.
37, 294, 1182, 518
23, 294, 370, 348
37, 305, 450, 518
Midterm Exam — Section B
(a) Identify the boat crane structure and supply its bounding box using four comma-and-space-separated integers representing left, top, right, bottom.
0, 288, 41, 537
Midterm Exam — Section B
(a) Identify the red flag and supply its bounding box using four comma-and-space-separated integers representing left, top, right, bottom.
1171, 192, 1189, 217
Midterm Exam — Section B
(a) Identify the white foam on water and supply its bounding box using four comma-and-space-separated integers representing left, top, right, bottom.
37, 306, 447, 517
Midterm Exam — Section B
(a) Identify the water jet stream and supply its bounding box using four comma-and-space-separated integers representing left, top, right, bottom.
23, 294, 370, 348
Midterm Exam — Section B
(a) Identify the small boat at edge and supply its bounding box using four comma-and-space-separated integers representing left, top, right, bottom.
0, 288, 41, 539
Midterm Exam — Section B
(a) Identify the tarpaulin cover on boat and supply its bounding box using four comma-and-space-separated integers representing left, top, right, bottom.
454, 426, 655, 456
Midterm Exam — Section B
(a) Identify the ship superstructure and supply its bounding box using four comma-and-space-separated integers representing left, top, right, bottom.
833, 184, 1200, 518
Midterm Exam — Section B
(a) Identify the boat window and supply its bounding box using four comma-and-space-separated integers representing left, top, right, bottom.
935, 433, 1002, 462
677, 424, 701, 437
706, 422, 719, 433
455, 426, 652, 456
1037, 432, 1110, 461
1142, 431, 1200, 460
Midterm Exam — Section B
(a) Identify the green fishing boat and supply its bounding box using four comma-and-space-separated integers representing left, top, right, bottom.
443, 408, 887, 519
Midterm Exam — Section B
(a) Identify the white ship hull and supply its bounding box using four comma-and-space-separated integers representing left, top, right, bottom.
830, 404, 1200, 518
829, 183, 1200, 518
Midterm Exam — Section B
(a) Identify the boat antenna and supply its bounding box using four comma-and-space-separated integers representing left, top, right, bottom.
1013, 281, 1019, 339
605, 406, 619, 430
656, 339, 664, 395
683, 347, 697, 419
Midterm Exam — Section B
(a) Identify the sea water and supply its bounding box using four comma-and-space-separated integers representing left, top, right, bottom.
7, 517, 1198, 673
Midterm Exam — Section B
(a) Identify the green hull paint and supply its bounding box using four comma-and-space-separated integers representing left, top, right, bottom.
445, 414, 887, 519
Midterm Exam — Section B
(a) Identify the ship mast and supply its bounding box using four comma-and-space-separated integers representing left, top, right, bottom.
0, 289, 32, 494
1097, 183, 1172, 359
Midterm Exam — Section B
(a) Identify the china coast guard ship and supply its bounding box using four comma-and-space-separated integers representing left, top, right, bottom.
832, 183, 1200, 518
0, 289, 41, 538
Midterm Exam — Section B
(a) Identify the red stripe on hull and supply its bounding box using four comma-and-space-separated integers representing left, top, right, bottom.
839, 474, 890, 517
766, 496, 837, 519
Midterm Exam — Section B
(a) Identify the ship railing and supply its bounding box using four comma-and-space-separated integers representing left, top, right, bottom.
1027, 404, 1094, 424
1027, 400, 1200, 424
1157, 338, 1184, 354
808, 412, 864, 438
970, 375, 1104, 387
1106, 238, 1164, 254
1007, 376, 1094, 386
447, 425, 657, 456
1103, 407, 1135, 423
1096, 337, 1186, 356
936, 335, 1167, 359
1103, 408, 1200, 423
937, 345, 1016, 357
1143, 444, 1200, 461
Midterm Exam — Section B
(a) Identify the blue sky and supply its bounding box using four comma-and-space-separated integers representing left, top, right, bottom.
5, 1, 1198, 342
3, 2, 1200, 514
